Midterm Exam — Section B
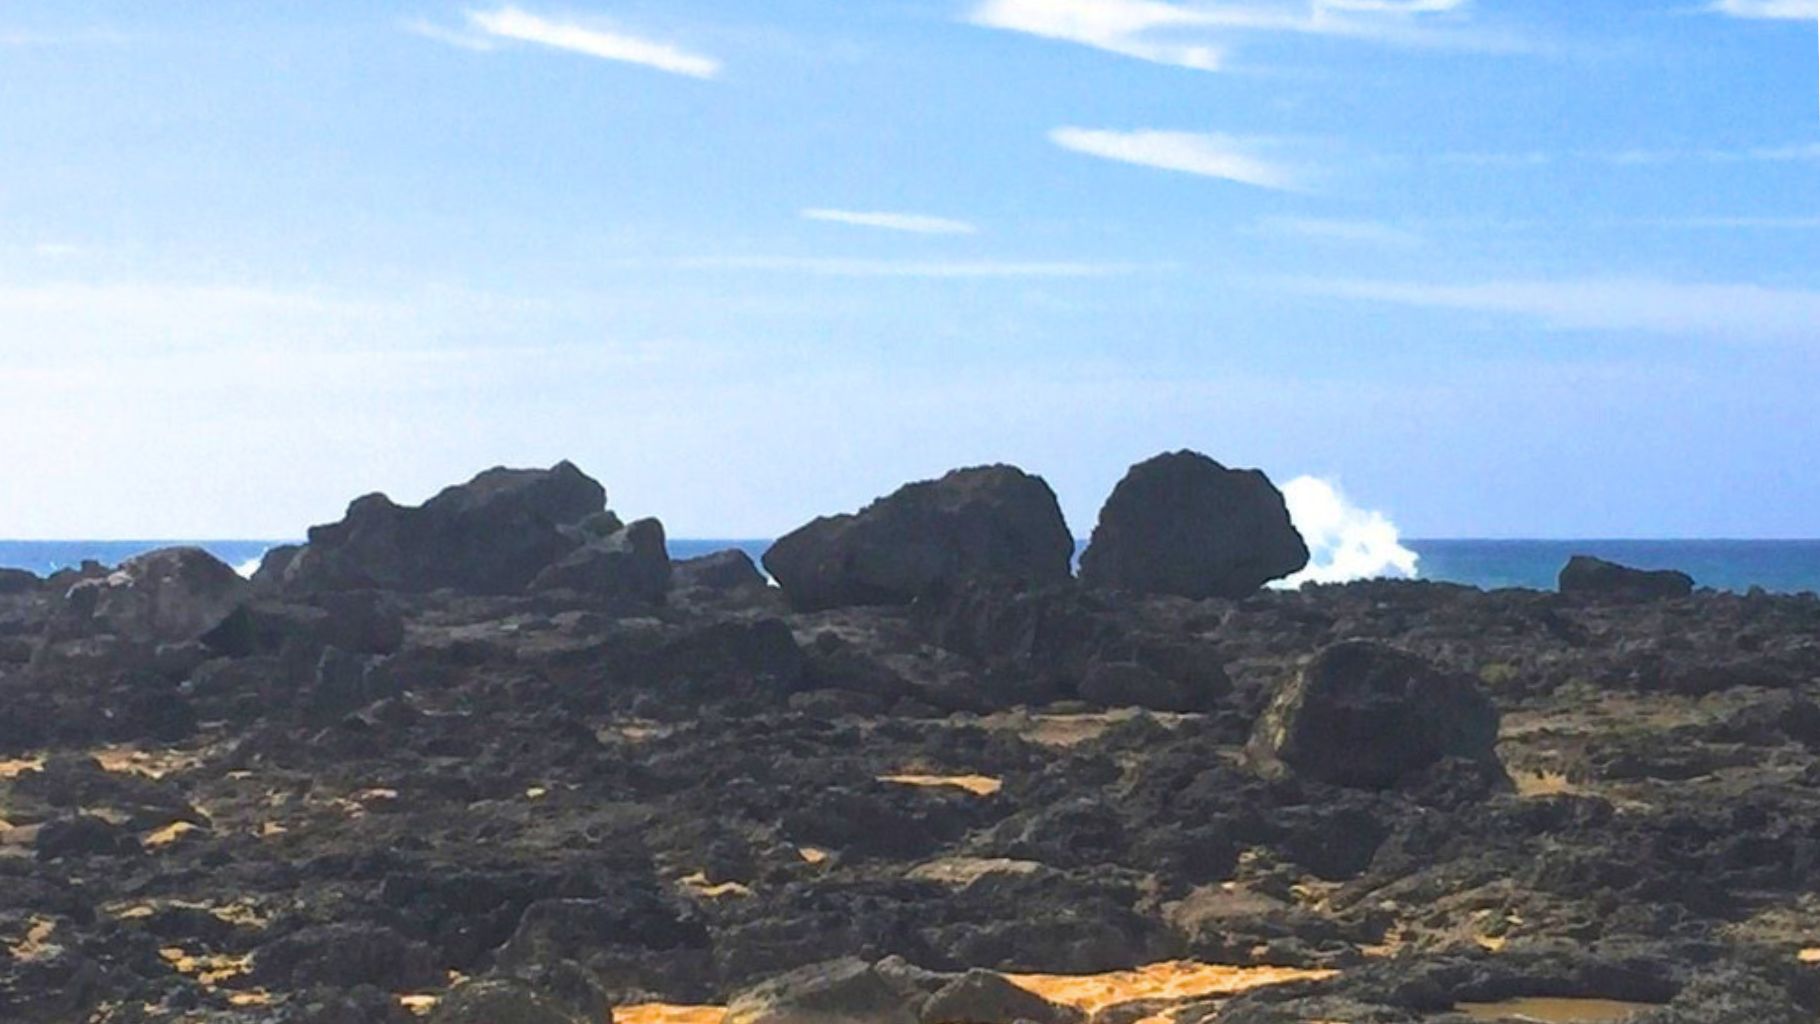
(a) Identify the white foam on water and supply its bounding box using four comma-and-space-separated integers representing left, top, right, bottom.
1276, 476, 1419, 587
233, 554, 265, 579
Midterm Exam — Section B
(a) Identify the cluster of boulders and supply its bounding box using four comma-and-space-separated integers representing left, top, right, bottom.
1, 451, 1710, 791
764, 451, 1309, 612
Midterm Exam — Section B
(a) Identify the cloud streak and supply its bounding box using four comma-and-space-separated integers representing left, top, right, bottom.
1050, 127, 1304, 190
801, 209, 979, 235
1250, 216, 1422, 246
673, 256, 1145, 278
1291, 276, 1820, 341
967, 0, 1530, 71
1706, 0, 1816, 19
422, 6, 721, 78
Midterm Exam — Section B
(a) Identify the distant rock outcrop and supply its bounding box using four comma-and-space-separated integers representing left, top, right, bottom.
272, 462, 667, 600
531, 517, 671, 603
1559, 555, 1694, 602
1249, 639, 1503, 790
763, 465, 1074, 613
56, 547, 248, 644
0, 568, 39, 596
1079, 450, 1308, 600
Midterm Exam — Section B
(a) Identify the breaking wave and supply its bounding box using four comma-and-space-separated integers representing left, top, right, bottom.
1276, 476, 1419, 587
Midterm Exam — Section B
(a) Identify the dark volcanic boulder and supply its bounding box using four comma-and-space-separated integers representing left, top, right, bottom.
55, 547, 248, 643
725, 958, 919, 1024
673, 548, 768, 592
1248, 640, 1503, 789
1079, 451, 1308, 600
921, 968, 1084, 1024
763, 465, 1073, 612
0, 568, 39, 596
280, 461, 607, 594
1559, 555, 1694, 602
430, 977, 591, 1024
531, 518, 670, 602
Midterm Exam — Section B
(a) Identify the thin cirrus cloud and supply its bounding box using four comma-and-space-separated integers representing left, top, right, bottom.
673, 256, 1144, 278
1290, 277, 1820, 341
412, 6, 721, 78
1050, 127, 1304, 191
800, 209, 980, 235
1249, 216, 1423, 246
1707, 0, 1816, 18
966, 0, 1525, 72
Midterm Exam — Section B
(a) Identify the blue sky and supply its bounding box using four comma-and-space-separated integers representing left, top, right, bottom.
1, 0, 1816, 540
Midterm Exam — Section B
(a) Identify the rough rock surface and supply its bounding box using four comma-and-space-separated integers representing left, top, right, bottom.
764, 465, 1073, 612
531, 518, 671, 603
1080, 451, 1308, 600
724, 958, 918, 1024
2, 462, 1819, 1024
55, 547, 248, 643
278, 461, 608, 594
1248, 639, 1503, 789
1559, 555, 1695, 602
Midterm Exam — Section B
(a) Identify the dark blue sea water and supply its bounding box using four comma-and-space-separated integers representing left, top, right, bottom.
4, 539, 1819, 595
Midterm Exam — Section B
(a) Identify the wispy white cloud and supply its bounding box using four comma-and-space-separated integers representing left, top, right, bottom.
1289, 276, 1820, 340
801, 209, 979, 235
1706, 0, 1815, 20
674, 256, 1145, 278
1050, 127, 1304, 190
1249, 215, 1422, 246
966, 0, 1531, 71
418, 6, 721, 78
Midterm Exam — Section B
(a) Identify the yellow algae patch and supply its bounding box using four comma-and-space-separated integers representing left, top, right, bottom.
399, 993, 442, 1016
0, 757, 45, 779
1516, 771, 1579, 798
93, 745, 202, 780
525, 787, 549, 800
1004, 961, 1336, 1015
798, 846, 829, 865
257, 821, 288, 839
616, 1003, 726, 1024
8, 917, 58, 961
909, 857, 1043, 887
143, 821, 202, 848
158, 947, 253, 988
1455, 997, 1656, 1022
1800, 948, 1820, 963
879, 774, 1003, 797
681, 872, 753, 899
228, 991, 272, 1008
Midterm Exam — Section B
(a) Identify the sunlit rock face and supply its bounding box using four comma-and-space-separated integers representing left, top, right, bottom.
1080, 450, 1308, 600
764, 464, 1074, 612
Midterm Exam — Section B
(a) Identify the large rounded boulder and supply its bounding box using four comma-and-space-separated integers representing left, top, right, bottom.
1248, 640, 1503, 790
1079, 451, 1308, 600
56, 547, 248, 643
763, 465, 1074, 613
277, 461, 623, 595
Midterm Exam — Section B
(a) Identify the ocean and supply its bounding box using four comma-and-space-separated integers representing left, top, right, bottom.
5, 538, 1820, 594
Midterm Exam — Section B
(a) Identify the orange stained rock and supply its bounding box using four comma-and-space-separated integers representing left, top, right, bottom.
158, 946, 252, 988
1799, 948, 1820, 963
398, 993, 441, 1016
616, 1003, 727, 1024
1003, 961, 1337, 1014
878, 773, 1003, 797
1455, 997, 1657, 1022
797, 846, 829, 865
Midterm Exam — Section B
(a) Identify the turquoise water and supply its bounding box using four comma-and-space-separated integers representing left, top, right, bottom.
4, 539, 1819, 595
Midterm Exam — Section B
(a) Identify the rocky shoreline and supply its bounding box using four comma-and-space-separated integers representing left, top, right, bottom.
3, 455, 1818, 1023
